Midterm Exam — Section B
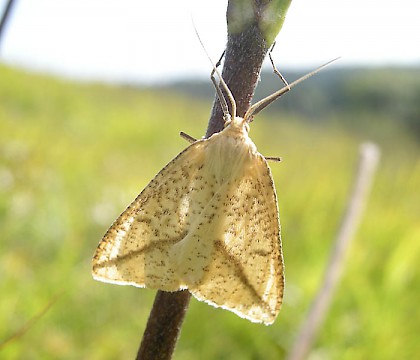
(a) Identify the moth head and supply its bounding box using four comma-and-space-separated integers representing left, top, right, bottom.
224, 116, 249, 133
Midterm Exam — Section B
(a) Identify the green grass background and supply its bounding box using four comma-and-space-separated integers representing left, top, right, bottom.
1, 64, 419, 359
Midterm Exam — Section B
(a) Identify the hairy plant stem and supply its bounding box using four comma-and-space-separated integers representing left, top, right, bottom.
206, 24, 268, 137
0, 0, 17, 48
137, 2, 274, 359
136, 290, 191, 360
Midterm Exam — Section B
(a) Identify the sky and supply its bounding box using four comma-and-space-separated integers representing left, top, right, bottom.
0, 0, 419, 83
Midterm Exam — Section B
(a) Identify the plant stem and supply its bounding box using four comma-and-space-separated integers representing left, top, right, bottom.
136, 290, 191, 360
206, 21, 268, 136
0, 0, 17, 49
137, 1, 286, 358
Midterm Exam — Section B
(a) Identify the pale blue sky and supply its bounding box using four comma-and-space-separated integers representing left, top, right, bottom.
1, 0, 418, 83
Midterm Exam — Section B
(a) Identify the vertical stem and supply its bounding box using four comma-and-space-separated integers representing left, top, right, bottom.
136, 291, 191, 360
0, 0, 16, 49
138, 1, 284, 358
206, 24, 268, 137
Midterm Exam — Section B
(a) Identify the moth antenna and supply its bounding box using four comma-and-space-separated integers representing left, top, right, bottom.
193, 25, 236, 121
244, 57, 341, 122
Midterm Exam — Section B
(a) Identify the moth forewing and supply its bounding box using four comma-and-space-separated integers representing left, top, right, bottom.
92, 139, 210, 291
189, 145, 284, 325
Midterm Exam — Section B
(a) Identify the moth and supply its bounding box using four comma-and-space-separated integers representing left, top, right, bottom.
92, 55, 335, 325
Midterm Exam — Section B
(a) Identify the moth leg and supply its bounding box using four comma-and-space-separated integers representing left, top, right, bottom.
179, 131, 197, 144
210, 50, 232, 122
210, 50, 225, 88
265, 156, 282, 163
269, 42, 290, 90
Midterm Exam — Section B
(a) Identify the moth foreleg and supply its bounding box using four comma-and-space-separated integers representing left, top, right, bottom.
269, 42, 290, 90
265, 156, 282, 163
180, 131, 197, 144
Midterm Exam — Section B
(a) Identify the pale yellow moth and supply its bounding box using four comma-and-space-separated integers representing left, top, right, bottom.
92, 58, 336, 325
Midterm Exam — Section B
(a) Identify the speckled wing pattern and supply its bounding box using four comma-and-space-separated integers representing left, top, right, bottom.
92, 122, 284, 325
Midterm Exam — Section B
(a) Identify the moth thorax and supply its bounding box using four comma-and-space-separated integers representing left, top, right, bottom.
228, 117, 249, 133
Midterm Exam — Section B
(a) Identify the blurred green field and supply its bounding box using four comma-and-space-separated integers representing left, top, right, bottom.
1, 64, 419, 359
